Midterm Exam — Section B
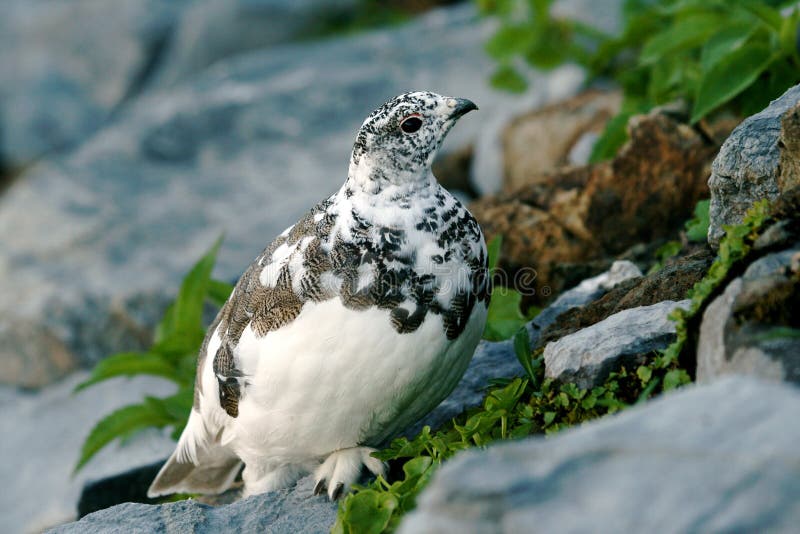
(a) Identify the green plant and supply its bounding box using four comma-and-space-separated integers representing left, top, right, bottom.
659, 199, 771, 367
480, 0, 800, 160
483, 235, 539, 341
74, 238, 232, 472
685, 199, 711, 242
334, 344, 687, 532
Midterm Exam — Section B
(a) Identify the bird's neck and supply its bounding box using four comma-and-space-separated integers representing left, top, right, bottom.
345, 155, 436, 201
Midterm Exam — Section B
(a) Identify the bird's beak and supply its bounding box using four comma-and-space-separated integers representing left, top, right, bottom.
448, 98, 478, 120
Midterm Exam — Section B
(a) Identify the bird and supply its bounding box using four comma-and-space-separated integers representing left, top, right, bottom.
148, 91, 489, 501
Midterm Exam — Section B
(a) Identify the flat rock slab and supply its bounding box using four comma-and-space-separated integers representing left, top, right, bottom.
48, 477, 337, 534
0, 373, 176, 533
544, 299, 690, 389
401, 376, 800, 533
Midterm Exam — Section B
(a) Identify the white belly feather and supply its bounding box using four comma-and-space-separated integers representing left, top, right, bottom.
202, 298, 487, 467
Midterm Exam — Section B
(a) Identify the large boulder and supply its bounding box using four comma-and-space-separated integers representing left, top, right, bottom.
48, 477, 338, 534
0, 374, 176, 533
0, 0, 365, 170
0, 0, 186, 168
149, 0, 357, 88
400, 376, 800, 533
707, 84, 800, 248
544, 299, 690, 389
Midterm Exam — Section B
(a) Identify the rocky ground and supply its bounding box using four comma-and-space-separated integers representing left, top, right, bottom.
1, 0, 798, 533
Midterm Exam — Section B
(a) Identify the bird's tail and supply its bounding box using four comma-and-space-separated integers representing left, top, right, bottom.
147, 409, 241, 498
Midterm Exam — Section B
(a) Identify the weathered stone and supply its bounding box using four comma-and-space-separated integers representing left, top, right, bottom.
150, 0, 357, 87
502, 90, 622, 189
472, 109, 717, 302
708, 84, 800, 248
0, 373, 176, 533
697, 247, 800, 385
0, 0, 187, 168
0, 4, 532, 387
0, 0, 371, 170
544, 300, 690, 389
401, 376, 800, 533
539, 247, 713, 347
49, 477, 338, 534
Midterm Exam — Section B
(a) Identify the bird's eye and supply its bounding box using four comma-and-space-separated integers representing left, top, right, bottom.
400, 116, 422, 134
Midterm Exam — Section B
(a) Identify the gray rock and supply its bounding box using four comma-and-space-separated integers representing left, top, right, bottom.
0, 0, 365, 170
544, 299, 689, 389
0, 0, 188, 168
697, 247, 800, 385
151, 0, 357, 87
400, 376, 800, 534
48, 476, 337, 534
529, 260, 642, 336
0, 373, 176, 533
707, 83, 800, 248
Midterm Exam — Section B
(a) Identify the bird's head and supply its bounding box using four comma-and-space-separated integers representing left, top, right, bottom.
348, 91, 477, 192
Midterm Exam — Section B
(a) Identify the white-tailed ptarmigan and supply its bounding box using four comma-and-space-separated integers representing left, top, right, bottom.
148, 91, 489, 501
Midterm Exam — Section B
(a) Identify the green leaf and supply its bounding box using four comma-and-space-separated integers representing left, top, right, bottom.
156, 237, 223, 344
543, 411, 556, 426
208, 279, 234, 307
74, 402, 174, 473
663, 369, 690, 391
490, 64, 528, 93
738, 1, 782, 31
334, 489, 399, 534
640, 13, 722, 66
685, 199, 710, 242
483, 288, 527, 341
692, 43, 775, 123
636, 365, 653, 384
74, 352, 179, 392
402, 456, 434, 479
486, 24, 534, 60
486, 235, 503, 273
700, 24, 755, 72
513, 327, 537, 383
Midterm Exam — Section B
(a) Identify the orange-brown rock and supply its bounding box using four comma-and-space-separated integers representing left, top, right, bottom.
502, 90, 622, 189
472, 108, 720, 302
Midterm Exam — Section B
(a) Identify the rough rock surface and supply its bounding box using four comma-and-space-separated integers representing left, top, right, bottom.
401, 376, 800, 533
471, 109, 718, 302
544, 299, 690, 389
708, 84, 800, 248
502, 90, 622, 189
149, 0, 357, 88
539, 247, 713, 347
0, 5, 539, 387
0, 0, 363, 170
697, 247, 800, 385
0, 373, 176, 534
49, 477, 338, 534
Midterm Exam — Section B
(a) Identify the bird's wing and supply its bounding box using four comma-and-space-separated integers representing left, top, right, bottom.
148, 199, 338, 497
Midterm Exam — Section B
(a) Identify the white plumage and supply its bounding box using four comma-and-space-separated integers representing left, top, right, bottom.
149, 91, 488, 500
